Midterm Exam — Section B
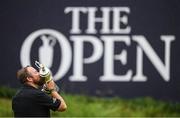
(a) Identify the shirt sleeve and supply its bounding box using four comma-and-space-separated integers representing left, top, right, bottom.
35, 91, 61, 111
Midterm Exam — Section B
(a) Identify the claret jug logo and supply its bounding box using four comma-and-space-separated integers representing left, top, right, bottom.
20, 7, 175, 82
20, 29, 72, 81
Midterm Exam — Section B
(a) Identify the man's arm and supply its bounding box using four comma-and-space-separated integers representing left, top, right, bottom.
46, 80, 67, 112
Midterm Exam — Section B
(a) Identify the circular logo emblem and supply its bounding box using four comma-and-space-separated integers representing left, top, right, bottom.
20, 29, 72, 81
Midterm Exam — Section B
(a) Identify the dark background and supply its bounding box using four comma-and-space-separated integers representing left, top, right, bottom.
0, 0, 180, 101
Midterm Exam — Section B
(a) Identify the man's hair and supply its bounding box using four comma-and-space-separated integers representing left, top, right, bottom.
17, 66, 31, 84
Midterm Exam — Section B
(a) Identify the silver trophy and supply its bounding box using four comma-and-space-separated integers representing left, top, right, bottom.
35, 61, 59, 93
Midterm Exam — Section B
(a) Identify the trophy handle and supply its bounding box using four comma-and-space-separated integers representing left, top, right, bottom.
35, 60, 41, 69
48, 36, 56, 47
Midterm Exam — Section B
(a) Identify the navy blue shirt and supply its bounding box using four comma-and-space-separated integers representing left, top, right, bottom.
12, 84, 61, 117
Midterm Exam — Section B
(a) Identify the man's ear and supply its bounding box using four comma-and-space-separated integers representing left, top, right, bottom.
26, 77, 33, 82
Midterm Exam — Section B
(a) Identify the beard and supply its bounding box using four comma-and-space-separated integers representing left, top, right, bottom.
34, 77, 46, 86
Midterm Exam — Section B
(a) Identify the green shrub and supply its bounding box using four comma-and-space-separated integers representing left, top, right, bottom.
0, 86, 16, 98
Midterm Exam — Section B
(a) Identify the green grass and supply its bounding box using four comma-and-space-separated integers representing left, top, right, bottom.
1, 95, 180, 117
0, 86, 180, 117
51, 94, 180, 117
0, 98, 14, 116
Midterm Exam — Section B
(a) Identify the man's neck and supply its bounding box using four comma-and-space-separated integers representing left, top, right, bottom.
26, 82, 39, 89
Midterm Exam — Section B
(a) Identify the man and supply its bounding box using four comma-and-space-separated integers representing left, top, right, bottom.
12, 66, 67, 117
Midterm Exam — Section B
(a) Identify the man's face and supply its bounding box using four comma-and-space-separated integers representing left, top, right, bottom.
26, 67, 45, 86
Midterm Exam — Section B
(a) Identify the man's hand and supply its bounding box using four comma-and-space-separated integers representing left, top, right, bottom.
46, 80, 56, 90
45, 80, 67, 112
